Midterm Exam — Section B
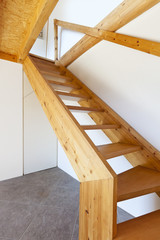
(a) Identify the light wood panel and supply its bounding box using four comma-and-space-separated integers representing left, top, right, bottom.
55, 91, 90, 101
79, 179, 117, 240
23, 56, 116, 182
18, 0, 59, 61
82, 124, 120, 130
118, 166, 160, 201
0, 0, 40, 56
42, 70, 71, 79
54, 19, 58, 61
47, 80, 80, 89
67, 106, 103, 113
114, 210, 160, 240
59, 0, 160, 66
56, 19, 160, 58
0, 51, 18, 63
97, 143, 141, 160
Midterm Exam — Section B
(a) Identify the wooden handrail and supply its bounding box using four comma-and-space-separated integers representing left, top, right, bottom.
58, 0, 160, 66
54, 19, 160, 61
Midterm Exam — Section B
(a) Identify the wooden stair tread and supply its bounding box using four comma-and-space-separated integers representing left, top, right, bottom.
82, 124, 120, 130
56, 91, 90, 100
114, 210, 160, 240
97, 143, 141, 160
41, 70, 72, 80
48, 80, 80, 89
117, 166, 160, 201
67, 106, 103, 112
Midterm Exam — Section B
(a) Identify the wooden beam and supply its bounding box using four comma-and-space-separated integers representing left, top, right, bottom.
23, 56, 115, 182
59, 0, 160, 66
18, 0, 59, 62
56, 19, 160, 58
54, 19, 58, 61
79, 179, 117, 240
0, 51, 18, 63
24, 55, 118, 239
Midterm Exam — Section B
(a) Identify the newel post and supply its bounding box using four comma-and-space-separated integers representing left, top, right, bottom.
79, 177, 117, 240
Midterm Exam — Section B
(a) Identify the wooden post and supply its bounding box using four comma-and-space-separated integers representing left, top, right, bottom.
54, 19, 58, 61
79, 178, 117, 240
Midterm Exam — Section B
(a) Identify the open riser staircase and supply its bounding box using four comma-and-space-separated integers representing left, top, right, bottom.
23, 54, 160, 240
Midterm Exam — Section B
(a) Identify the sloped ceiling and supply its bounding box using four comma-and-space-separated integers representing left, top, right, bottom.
0, 0, 39, 56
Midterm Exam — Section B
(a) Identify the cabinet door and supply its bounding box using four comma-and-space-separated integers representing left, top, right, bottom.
24, 74, 57, 174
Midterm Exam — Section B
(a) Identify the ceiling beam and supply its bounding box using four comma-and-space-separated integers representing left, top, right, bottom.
18, 0, 59, 62
0, 51, 18, 63
59, 0, 160, 67
56, 19, 160, 58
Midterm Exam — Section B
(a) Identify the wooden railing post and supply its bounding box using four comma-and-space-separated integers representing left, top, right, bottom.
54, 19, 58, 61
79, 178, 117, 240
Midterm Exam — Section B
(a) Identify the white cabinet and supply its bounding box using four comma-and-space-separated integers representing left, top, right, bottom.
24, 73, 57, 174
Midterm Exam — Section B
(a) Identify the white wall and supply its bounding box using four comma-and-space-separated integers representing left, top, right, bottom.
30, 22, 48, 58
48, 1, 160, 216
23, 73, 57, 174
0, 60, 23, 181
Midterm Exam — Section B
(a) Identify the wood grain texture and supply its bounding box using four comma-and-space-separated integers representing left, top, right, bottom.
0, 0, 40, 56
82, 124, 120, 130
97, 143, 141, 160
23, 56, 116, 182
114, 210, 160, 240
54, 19, 58, 61
18, 0, 59, 61
67, 106, 103, 113
118, 166, 160, 201
56, 19, 160, 58
0, 51, 18, 63
79, 179, 117, 240
55, 91, 90, 101
48, 80, 80, 89
59, 0, 160, 66
42, 70, 72, 80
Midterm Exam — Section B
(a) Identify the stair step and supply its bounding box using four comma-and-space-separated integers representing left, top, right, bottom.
37, 62, 61, 71
56, 91, 90, 101
67, 106, 103, 113
48, 80, 80, 89
114, 210, 160, 240
82, 124, 120, 130
42, 71, 72, 81
117, 166, 160, 201
97, 143, 141, 160
31, 55, 58, 68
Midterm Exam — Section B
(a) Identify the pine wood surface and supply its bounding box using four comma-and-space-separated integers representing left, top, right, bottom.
118, 166, 160, 201
97, 143, 141, 160
59, 0, 160, 66
114, 210, 160, 240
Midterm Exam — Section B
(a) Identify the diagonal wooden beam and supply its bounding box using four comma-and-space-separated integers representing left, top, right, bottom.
56, 19, 160, 58
18, 0, 59, 62
59, 0, 160, 67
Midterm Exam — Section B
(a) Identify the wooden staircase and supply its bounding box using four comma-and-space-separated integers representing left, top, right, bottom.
23, 54, 160, 240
